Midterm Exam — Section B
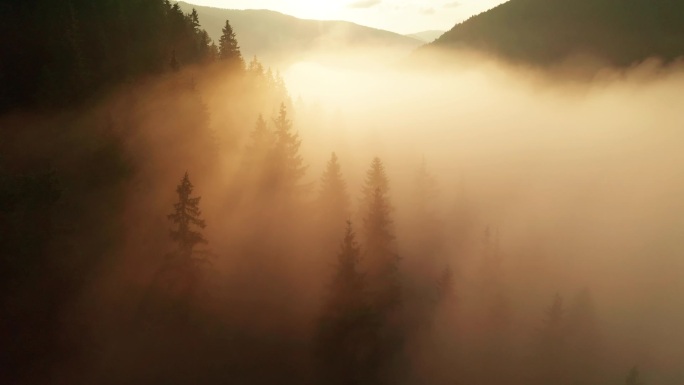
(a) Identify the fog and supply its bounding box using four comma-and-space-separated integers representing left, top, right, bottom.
3, 46, 684, 385
285, 51, 684, 378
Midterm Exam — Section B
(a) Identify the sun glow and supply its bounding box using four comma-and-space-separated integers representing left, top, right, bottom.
288, 0, 345, 20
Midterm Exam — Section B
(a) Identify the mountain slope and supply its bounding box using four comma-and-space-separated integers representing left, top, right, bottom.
176, 2, 422, 65
426, 0, 684, 67
407, 30, 445, 43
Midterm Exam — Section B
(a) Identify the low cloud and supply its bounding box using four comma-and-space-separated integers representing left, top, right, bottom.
444, 1, 461, 8
347, 0, 382, 9
420, 7, 436, 15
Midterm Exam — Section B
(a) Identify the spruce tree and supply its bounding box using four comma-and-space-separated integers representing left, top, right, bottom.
271, 103, 306, 196
362, 157, 390, 210
626, 366, 644, 385
535, 293, 569, 385
189, 8, 200, 31
248, 56, 265, 75
316, 222, 373, 385
360, 158, 398, 298
247, 114, 273, 159
168, 172, 207, 261
317, 153, 350, 247
476, 227, 512, 385
364, 187, 397, 276
243, 114, 274, 194
218, 19, 244, 70
360, 158, 403, 384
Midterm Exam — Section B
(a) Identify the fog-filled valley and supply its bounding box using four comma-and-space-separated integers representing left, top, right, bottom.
1, 1, 684, 385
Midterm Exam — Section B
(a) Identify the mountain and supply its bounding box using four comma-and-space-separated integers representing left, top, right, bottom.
176, 1, 422, 66
407, 30, 445, 43
425, 0, 684, 67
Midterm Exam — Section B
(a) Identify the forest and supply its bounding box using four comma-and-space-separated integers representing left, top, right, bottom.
425, 0, 684, 68
1, 1, 683, 385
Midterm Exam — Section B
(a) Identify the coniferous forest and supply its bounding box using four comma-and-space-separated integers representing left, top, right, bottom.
2, 1, 684, 385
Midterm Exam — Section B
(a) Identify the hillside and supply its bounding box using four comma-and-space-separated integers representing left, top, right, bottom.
426, 0, 684, 67
176, 1, 422, 65
407, 30, 445, 43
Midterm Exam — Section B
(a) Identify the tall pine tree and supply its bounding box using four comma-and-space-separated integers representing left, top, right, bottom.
534, 293, 569, 385
315, 222, 373, 385
362, 157, 390, 210
218, 19, 244, 70
360, 157, 403, 385
168, 172, 207, 262
317, 152, 351, 249
271, 103, 306, 197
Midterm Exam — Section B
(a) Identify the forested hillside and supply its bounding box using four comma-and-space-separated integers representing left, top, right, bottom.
425, 0, 684, 67
1, 1, 681, 385
0, 0, 222, 111
176, 1, 422, 65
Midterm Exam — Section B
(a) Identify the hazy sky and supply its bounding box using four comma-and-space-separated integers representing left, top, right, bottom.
181, 0, 508, 34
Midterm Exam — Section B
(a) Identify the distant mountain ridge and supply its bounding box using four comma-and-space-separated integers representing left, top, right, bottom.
407, 30, 445, 43
176, 1, 422, 65
425, 0, 684, 67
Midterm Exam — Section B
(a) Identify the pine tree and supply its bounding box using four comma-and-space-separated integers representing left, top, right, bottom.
626, 366, 644, 385
360, 158, 403, 384
218, 19, 244, 70
247, 56, 268, 91
534, 293, 569, 385
316, 222, 373, 385
168, 172, 207, 261
243, 114, 274, 194
208, 42, 219, 62
197, 30, 213, 61
317, 153, 350, 248
271, 103, 306, 196
189, 8, 200, 31
361, 158, 398, 299
248, 56, 265, 75
364, 187, 397, 277
246, 114, 273, 158
470, 225, 512, 385
362, 157, 390, 210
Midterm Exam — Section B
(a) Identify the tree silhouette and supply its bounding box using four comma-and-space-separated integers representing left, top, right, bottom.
361, 158, 398, 300
626, 366, 644, 385
271, 103, 306, 197
168, 172, 207, 261
534, 293, 569, 385
242, 114, 275, 196
317, 153, 351, 248
360, 158, 403, 384
245, 114, 273, 164
316, 222, 373, 385
218, 19, 243, 70
362, 157, 390, 210
472, 226, 512, 385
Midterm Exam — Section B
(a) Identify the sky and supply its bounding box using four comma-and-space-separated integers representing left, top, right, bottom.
181, 0, 508, 34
